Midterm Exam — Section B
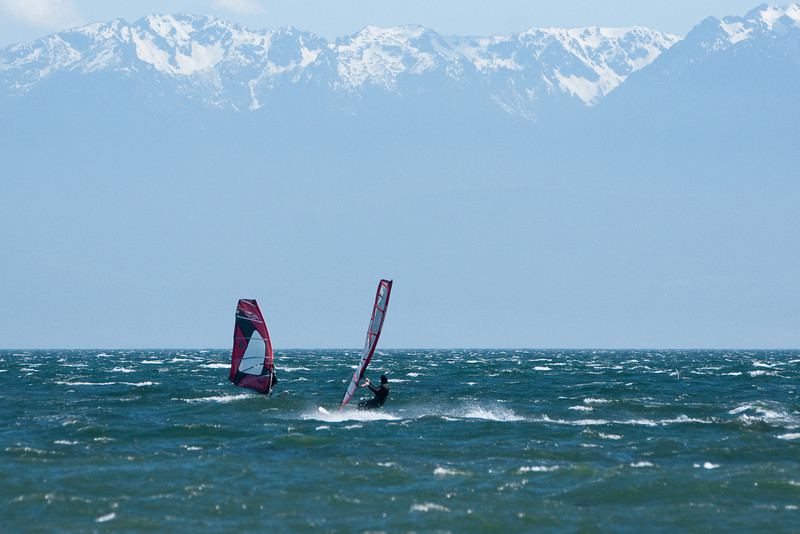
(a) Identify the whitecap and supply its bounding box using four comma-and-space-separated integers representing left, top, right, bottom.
54, 440, 78, 445
95, 513, 116, 523
694, 462, 720, 469
303, 408, 401, 423
461, 406, 524, 422
109, 367, 136, 373
777, 433, 800, 440
534, 366, 552, 371
537, 415, 609, 426
631, 461, 654, 468
178, 394, 251, 404
729, 403, 798, 426
517, 465, 559, 473
199, 363, 229, 369
569, 406, 593, 412
753, 361, 777, 368
568, 419, 609, 426
141, 360, 163, 365
434, 466, 468, 476
584, 398, 611, 405
410, 502, 450, 513
598, 433, 622, 440
620, 415, 712, 427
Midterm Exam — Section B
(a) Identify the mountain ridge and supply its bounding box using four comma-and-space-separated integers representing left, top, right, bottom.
0, 12, 679, 118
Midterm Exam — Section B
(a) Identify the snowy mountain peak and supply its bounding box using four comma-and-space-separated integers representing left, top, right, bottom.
708, 3, 800, 47
748, 3, 800, 27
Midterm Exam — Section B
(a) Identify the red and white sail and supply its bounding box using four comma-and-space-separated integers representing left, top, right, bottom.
230, 299, 275, 395
340, 279, 393, 409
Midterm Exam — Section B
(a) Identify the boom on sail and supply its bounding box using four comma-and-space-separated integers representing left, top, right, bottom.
340, 279, 393, 409
230, 299, 276, 395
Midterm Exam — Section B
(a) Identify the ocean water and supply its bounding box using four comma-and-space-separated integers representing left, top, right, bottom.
2, 349, 799, 532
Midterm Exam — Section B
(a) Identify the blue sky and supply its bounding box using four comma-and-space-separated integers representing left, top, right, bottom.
0, 0, 768, 47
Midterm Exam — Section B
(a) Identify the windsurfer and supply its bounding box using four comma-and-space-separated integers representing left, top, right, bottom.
358, 375, 389, 410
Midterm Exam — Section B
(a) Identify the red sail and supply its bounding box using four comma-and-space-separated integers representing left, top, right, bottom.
230, 299, 275, 394
340, 279, 393, 408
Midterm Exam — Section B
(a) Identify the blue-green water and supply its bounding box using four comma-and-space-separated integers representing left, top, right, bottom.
2, 349, 799, 532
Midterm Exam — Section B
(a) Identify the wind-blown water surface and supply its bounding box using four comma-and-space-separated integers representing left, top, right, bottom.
2, 349, 799, 531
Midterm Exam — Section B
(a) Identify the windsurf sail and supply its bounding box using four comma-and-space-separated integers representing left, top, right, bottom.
230, 299, 275, 395
340, 279, 393, 409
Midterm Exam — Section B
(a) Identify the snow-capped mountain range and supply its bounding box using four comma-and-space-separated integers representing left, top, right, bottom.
0, 12, 678, 117
0, 3, 797, 120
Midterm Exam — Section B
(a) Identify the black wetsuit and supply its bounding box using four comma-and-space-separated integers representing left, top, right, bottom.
359, 383, 389, 410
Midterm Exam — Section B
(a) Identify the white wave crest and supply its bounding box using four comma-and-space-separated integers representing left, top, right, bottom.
777, 433, 800, 440
199, 363, 229, 369
460, 406, 524, 422
55, 380, 155, 387
434, 466, 469, 476
304, 408, 401, 422
517, 465, 559, 473
729, 402, 798, 427
694, 462, 720, 469
538, 414, 710, 427
178, 394, 252, 404
749, 370, 778, 377
584, 398, 611, 405
410, 502, 450, 513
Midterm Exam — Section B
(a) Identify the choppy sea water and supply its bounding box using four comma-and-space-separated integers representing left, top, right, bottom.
1, 349, 799, 532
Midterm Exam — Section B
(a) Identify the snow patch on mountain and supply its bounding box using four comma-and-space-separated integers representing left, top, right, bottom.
713, 3, 800, 48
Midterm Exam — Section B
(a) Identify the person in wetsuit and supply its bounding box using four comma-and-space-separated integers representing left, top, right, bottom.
358, 374, 389, 410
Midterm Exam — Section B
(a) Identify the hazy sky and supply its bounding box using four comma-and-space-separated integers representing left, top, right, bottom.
0, 0, 768, 47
